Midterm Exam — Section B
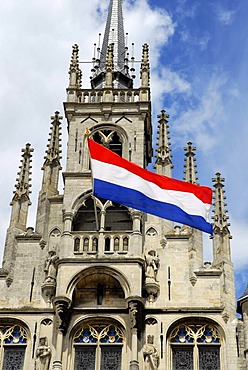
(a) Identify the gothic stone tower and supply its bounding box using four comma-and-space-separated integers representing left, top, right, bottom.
0, 1, 246, 370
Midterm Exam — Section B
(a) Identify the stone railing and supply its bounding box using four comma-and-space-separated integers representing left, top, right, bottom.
72, 231, 132, 255
67, 86, 150, 103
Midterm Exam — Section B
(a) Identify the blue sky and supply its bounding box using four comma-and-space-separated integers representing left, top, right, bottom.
0, 0, 247, 300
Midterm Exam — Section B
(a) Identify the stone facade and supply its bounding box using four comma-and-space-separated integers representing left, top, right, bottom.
0, 1, 247, 369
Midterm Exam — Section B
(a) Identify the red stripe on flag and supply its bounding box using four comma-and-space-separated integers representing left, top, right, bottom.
88, 139, 212, 204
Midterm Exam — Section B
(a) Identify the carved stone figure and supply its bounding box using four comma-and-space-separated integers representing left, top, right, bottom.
44, 251, 59, 283
143, 335, 159, 370
35, 337, 51, 370
145, 250, 159, 281
141, 68, 149, 87
129, 301, 138, 329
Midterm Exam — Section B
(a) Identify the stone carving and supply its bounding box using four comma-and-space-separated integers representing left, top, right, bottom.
35, 337, 51, 370
143, 335, 159, 370
146, 227, 157, 237
129, 302, 138, 329
145, 250, 159, 281
41, 318, 53, 326
49, 229, 61, 251
44, 251, 59, 283
53, 296, 71, 334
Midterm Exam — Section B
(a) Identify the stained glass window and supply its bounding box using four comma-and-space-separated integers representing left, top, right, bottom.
199, 347, 220, 370
169, 323, 221, 370
0, 324, 28, 370
74, 347, 95, 370
74, 323, 123, 370
172, 346, 193, 370
100, 346, 122, 370
2, 347, 25, 370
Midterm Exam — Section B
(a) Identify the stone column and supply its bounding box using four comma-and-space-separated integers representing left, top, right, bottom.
61, 211, 73, 258
52, 296, 71, 370
130, 211, 143, 255
128, 298, 144, 370
131, 210, 142, 234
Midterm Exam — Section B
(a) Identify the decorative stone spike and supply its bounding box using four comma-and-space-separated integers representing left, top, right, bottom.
11, 143, 33, 205
183, 142, 198, 184
68, 44, 82, 88
42, 112, 62, 170
154, 110, 173, 177
140, 43, 150, 87
212, 172, 231, 238
105, 43, 114, 88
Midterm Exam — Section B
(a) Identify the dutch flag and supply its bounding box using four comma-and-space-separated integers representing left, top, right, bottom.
88, 139, 213, 235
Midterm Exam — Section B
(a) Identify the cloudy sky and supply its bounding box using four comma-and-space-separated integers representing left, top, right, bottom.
0, 0, 247, 298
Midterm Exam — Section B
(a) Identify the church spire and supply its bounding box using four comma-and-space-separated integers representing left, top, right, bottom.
91, 0, 132, 89
10, 143, 33, 228
100, 0, 126, 72
154, 110, 173, 177
212, 172, 232, 264
36, 112, 62, 236
183, 142, 198, 184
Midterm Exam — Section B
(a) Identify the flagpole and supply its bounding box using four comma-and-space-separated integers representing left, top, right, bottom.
86, 129, 99, 231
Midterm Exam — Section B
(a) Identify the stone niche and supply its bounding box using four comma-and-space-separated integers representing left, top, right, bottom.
73, 271, 125, 308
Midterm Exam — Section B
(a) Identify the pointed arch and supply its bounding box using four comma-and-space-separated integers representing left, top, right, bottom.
166, 317, 226, 370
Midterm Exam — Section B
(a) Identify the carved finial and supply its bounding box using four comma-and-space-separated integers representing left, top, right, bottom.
212, 172, 231, 237
154, 110, 173, 176
68, 44, 82, 88
11, 143, 33, 205
42, 112, 62, 170
183, 142, 198, 184
105, 43, 114, 87
140, 43, 150, 87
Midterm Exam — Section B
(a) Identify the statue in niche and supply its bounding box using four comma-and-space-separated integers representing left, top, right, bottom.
35, 337, 51, 370
141, 68, 149, 87
49, 229, 61, 251
44, 250, 59, 283
145, 250, 159, 281
143, 335, 159, 370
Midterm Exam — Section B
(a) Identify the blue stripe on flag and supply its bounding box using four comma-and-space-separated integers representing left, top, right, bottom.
93, 179, 213, 234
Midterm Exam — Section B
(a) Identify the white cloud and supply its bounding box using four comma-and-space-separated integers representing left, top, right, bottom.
230, 218, 248, 270
172, 73, 229, 151
151, 67, 191, 112
216, 7, 236, 25
0, 0, 175, 261
124, 0, 175, 66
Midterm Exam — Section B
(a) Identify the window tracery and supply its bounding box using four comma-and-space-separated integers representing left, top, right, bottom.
73, 323, 123, 370
0, 324, 28, 370
169, 323, 221, 370
92, 130, 123, 157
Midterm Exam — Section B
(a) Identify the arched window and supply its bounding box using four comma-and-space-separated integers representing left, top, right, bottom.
114, 237, 120, 252
105, 237, 111, 252
105, 203, 132, 232
73, 323, 123, 370
0, 324, 28, 370
83, 237, 89, 252
169, 322, 221, 370
123, 237, 129, 251
72, 198, 100, 232
92, 130, 123, 157
74, 238, 80, 252
92, 237, 98, 252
